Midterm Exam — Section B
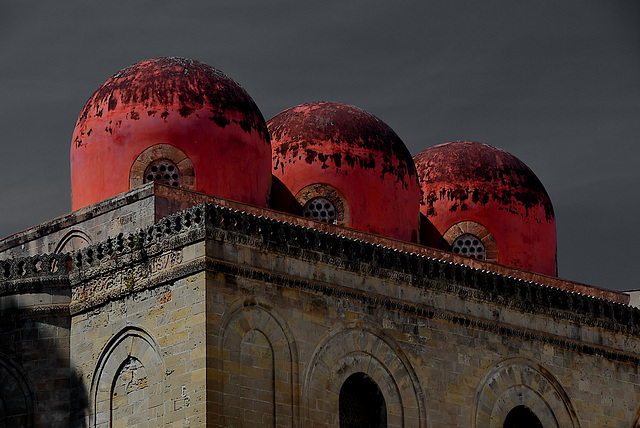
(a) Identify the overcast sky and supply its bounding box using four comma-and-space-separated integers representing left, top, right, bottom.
1, 1, 639, 291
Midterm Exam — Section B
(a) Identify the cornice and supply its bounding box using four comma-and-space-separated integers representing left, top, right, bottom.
0, 303, 70, 320
204, 257, 640, 366
3, 203, 639, 337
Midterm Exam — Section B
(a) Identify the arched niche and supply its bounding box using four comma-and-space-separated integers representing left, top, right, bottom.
0, 355, 34, 427
219, 299, 299, 427
503, 405, 543, 428
90, 327, 164, 427
54, 229, 92, 254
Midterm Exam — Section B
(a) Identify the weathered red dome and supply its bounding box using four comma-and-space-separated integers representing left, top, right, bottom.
414, 141, 556, 275
269, 102, 421, 242
71, 57, 271, 210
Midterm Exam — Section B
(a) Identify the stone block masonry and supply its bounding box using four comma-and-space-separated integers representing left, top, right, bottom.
3, 201, 640, 426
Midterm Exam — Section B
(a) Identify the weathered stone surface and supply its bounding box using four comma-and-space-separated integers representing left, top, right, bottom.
1, 191, 639, 427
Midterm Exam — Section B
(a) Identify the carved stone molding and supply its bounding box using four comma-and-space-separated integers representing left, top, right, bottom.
203, 257, 640, 366
24, 201, 640, 336
70, 257, 203, 315
0, 253, 71, 286
0, 304, 70, 320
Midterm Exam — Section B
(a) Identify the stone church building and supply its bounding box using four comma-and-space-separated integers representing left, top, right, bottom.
1, 57, 639, 427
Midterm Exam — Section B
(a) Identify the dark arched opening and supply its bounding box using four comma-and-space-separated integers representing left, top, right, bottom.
504, 405, 543, 428
339, 372, 387, 428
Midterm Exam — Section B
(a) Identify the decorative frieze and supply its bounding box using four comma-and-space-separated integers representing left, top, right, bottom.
69, 250, 198, 314
0, 253, 71, 290
0, 303, 69, 320
5, 202, 640, 337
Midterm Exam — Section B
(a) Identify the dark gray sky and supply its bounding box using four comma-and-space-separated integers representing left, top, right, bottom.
1, 1, 639, 291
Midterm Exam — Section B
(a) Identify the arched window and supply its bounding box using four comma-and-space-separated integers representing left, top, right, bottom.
339, 372, 387, 428
295, 183, 350, 226
451, 233, 485, 260
302, 197, 337, 223
129, 144, 195, 190
443, 221, 498, 263
503, 405, 543, 428
143, 159, 181, 187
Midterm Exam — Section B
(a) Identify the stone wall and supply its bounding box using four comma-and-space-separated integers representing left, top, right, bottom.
68, 207, 208, 427
0, 185, 158, 260
0, 254, 72, 427
70, 276, 207, 428
200, 206, 640, 427
62, 203, 640, 427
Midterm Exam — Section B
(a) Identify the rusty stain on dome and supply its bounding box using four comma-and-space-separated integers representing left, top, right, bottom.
269, 102, 416, 188
74, 57, 268, 148
414, 141, 554, 221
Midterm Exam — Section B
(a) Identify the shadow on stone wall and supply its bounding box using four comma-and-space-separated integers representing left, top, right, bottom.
0, 295, 88, 428
71, 369, 89, 428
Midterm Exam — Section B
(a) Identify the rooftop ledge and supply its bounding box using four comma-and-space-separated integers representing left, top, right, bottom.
0, 182, 629, 305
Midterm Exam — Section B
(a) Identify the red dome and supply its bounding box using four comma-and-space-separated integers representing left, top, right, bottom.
71, 57, 271, 210
269, 102, 421, 242
414, 141, 556, 275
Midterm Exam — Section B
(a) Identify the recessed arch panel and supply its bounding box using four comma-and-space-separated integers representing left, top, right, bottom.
54, 229, 92, 254
219, 299, 299, 427
0, 355, 34, 428
90, 327, 164, 427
